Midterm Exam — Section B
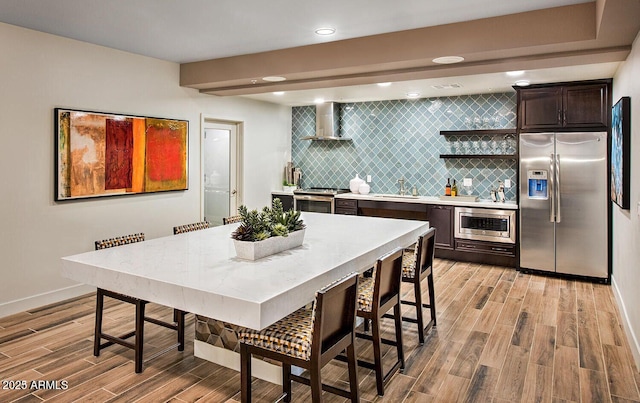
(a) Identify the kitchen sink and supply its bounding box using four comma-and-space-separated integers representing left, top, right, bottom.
373, 194, 420, 199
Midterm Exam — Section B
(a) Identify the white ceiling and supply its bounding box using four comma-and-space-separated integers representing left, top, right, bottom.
0, 0, 620, 105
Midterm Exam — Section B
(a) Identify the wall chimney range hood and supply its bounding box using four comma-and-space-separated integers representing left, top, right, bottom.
301, 102, 351, 141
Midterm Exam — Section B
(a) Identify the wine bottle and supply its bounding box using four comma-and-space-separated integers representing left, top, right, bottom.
451, 179, 458, 197
445, 178, 451, 196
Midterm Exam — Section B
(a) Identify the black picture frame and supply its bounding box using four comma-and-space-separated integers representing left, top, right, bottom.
611, 96, 631, 209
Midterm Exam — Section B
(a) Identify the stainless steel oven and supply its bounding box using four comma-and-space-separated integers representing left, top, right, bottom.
454, 207, 516, 244
293, 188, 349, 214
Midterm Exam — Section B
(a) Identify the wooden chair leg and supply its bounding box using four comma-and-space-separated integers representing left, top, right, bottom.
282, 363, 292, 402
346, 342, 360, 402
176, 310, 185, 351
414, 280, 426, 345
427, 273, 437, 326
134, 300, 145, 373
94, 289, 104, 357
240, 344, 252, 403
394, 303, 405, 370
310, 361, 323, 402
371, 317, 385, 396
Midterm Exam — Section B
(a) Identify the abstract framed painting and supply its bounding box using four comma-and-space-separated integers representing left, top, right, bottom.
55, 108, 188, 201
610, 96, 631, 209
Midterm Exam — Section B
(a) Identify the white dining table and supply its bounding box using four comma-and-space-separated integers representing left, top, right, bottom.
61, 212, 429, 380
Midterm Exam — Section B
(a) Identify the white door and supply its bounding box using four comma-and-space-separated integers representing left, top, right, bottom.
203, 121, 239, 225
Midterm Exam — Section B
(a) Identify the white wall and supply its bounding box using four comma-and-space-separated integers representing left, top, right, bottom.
612, 30, 640, 367
0, 22, 291, 317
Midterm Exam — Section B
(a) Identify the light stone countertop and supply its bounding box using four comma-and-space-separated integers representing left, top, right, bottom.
335, 193, 518, 210
61, 212, 428, 330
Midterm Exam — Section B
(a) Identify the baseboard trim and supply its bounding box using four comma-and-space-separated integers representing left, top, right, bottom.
611, 276, 640, 369
0, 284, 95, 319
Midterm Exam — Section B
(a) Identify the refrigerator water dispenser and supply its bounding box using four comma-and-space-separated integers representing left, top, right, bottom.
527, 170, 548, 200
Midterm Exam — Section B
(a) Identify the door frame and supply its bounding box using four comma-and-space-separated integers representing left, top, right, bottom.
200, 114, 244, 222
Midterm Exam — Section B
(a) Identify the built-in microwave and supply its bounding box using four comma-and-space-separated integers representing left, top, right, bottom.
454, 207, 516, 244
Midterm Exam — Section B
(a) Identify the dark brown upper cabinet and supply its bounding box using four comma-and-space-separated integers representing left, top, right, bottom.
516, 80, 611, 131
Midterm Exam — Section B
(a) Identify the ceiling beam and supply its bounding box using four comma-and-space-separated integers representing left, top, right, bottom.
180, 1, 640, 96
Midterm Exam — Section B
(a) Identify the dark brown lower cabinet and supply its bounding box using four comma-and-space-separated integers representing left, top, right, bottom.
335, 198, 357, 215
453, 239, 517, 267
425, 205, 454, 251
272, 194, 294, 211
352, 198, 516, 267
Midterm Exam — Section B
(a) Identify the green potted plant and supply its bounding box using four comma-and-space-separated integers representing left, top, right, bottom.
282, 179, 297, 192
231, 198, 306, 260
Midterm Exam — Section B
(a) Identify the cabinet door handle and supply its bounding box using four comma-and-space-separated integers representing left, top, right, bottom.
491, 247, 508, 252
558, 109, 562, 124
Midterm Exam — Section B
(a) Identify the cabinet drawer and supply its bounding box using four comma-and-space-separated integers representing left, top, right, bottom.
335, 199, 357, 215
335, 199, 357, 208
455, 239, 516, 257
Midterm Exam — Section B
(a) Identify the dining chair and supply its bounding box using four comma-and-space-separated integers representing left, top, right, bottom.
223, 215, 242, 225
93, 233, 186, 373
173, 220, 210, 234
395, 228, 437, 344
239, 273, 360, 403
353, 247, 405, 396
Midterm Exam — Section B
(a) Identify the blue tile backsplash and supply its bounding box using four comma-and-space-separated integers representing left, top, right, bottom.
292, 92, 518, 200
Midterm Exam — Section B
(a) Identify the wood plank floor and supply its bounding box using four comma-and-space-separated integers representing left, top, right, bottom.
1, 259, 639, 402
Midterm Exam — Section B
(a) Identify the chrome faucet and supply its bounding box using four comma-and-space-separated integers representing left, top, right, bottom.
398, 177, 406, 195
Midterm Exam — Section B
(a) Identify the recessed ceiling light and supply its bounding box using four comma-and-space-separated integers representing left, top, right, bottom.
273, 91, 284, 95
406, 92, 421, 99
432, 56, 465, 64
506, 70, 525, 77
377, 82, 392, 87
314, 98, 325, 104
263, 76, 286, 82
514, 80, 531, 87
431, 83, 462, 90
315, 27, 336, 36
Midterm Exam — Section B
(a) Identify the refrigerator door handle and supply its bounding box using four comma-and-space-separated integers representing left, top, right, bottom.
556, 154, 561, 223
549, 153, 555, 222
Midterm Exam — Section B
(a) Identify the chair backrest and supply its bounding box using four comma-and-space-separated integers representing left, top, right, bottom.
415, 228, 436, 277
95, 233, 145, 250
223, 215, 242, 225
311, 272, 359, 359
173, 221, 210, 235
372, 247, 404, 309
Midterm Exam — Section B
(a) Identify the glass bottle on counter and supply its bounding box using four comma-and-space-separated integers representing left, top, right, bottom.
445, 178, 451, 196
451, 179, 458, 197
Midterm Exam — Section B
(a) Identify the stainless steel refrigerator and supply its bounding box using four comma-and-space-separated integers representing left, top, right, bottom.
519, 132, 608, 279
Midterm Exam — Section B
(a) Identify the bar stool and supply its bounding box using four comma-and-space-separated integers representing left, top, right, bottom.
354, 247, 405, 396
173, 220, 210, 234
239, 273, 360, 403
397, 228, 437, 344
223, 215, 242, 225
93, 233, 186, 373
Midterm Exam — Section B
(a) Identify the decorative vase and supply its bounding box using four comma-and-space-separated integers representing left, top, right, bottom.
358, 183, 370, 195
282, 185, 297, 192
349, 174, 365, 193
233, 229, 306, 260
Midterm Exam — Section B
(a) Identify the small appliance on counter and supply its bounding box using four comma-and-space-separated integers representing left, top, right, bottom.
293, 187, 350, 214
284, 162, 302, 190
